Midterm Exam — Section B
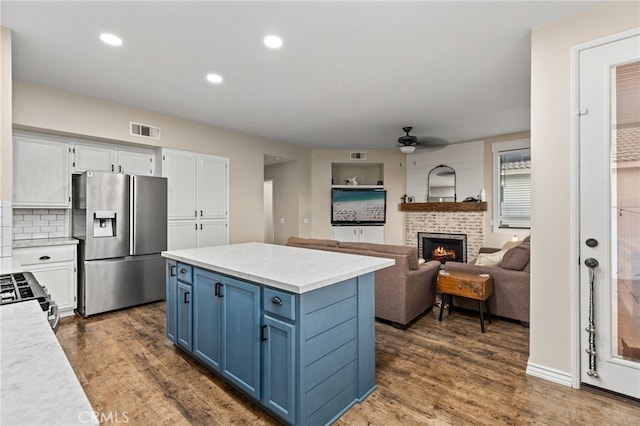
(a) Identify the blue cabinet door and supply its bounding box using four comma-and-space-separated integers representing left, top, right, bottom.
193, 268, 222, 371
221, 277, 261, 399
177, 281, 193, 352
166, 260, 177, 343
262, 315, 296, 424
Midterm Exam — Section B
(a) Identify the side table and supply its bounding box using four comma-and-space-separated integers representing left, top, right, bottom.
437, 270, 494, 332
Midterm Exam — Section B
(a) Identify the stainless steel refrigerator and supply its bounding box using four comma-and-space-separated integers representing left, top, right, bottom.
72, 171, 168, 317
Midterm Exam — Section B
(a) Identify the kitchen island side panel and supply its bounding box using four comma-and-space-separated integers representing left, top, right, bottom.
296, 275, 375, 425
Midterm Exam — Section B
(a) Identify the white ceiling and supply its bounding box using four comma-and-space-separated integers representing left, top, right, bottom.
1, 1, 605, 150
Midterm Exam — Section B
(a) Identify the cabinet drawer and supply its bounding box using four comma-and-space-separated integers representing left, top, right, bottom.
437, 274, 493, 301
13, 245, 75, 265
264, 288, 295, 321
177, 263, 193, 284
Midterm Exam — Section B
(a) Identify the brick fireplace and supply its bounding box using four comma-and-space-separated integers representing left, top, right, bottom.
405, 211, 485, 262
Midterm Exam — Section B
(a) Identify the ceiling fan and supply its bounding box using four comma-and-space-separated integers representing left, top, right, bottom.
396, 126, 448, 154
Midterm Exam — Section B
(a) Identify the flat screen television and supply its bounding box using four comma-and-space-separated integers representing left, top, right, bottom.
331, 188, 387, 225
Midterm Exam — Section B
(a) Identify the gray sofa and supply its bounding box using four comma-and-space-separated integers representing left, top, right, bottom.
444, 236, 530, 325
286, 237, 441, 329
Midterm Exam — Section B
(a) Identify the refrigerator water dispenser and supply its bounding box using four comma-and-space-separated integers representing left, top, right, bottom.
93, 211, 116, 237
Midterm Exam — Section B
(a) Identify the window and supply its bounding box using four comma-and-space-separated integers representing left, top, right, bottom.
492, 139, 531, 231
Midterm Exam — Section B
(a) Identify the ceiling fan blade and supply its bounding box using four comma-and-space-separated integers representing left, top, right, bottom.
418, 136, 449, 147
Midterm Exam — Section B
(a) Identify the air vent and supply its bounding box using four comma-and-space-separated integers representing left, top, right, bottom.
129, 122, 161, 140
350, 152, 367, 160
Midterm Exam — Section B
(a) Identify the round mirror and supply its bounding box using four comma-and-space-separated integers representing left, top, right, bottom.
427, 165, 456, 202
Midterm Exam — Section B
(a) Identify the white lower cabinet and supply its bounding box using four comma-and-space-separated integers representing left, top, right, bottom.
332, 226, 384, 243
168, 220, 227, 250
13, 244, 77, 317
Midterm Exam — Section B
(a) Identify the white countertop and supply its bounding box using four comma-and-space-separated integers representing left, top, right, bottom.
162, 242, 394, 294
0, 301, 97, 425
0, 257, 23, 274
13, 237, 79, 249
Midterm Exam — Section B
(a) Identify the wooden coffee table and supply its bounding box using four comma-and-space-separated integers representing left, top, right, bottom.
437, 270, 494, 332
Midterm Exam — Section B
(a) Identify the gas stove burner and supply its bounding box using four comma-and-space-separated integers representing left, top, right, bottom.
0, 272, 49, 310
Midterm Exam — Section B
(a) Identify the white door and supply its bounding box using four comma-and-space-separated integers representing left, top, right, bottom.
198, 220, 227, 247
359, 226, 384, 244
30, 264, 76, 315
117, 150, 153, 176
163, 151, 198, 220
198, 155, 227, 219
332, 226, 358, 242
579, 32, 640, 398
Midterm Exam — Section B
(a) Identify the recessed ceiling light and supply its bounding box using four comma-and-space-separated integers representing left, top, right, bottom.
264, 35, 283, 49
100, 33, 122, 47
206, 73, 223, 84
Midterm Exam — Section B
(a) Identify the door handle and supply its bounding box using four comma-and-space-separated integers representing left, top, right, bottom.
200, 224, 202, 230
119, 165, 122, 173
261, 325, 268, 342
215, 282, 224, 298
585, 258, 599, 268
39, 255, 51, 261
180, 268, 187, 274
170, 265, 176, 276
585, 238, 598, 248
183, 292, 190, 304
194, 210, 197, 217
272, 296, 283, 305
200, 210, 203, 217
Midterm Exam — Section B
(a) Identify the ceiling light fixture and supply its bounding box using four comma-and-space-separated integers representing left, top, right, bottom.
264, 35, 283, 49
400, 145, 416, 154
99, 33, 122, 46
206, 73, 223, 84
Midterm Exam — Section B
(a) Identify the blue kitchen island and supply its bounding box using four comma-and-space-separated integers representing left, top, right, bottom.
161, 242, 393, 425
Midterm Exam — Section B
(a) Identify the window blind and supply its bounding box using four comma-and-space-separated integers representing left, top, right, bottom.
499, 150, 531, 229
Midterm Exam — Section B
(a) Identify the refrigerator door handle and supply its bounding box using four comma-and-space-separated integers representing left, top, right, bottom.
130, 175, 135, 255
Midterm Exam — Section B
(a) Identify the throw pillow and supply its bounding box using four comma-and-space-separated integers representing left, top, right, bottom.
500, 243, 530, 270
475, 249, 508, 267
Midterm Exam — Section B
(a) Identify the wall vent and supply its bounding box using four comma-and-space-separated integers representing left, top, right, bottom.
350, 152, 367, 160
130, 122, 161, 140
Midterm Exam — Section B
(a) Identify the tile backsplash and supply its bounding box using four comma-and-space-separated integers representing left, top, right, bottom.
13, 208, 71, 240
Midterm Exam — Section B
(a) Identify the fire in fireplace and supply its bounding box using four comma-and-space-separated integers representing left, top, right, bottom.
418, 232, 467, 264
432, 246, 457, 262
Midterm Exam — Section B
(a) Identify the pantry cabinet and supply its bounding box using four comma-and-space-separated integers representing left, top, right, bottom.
13, 136, 71, 208
163, 149, 228, 249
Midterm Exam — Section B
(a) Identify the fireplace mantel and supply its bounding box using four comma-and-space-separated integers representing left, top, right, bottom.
400, 202, 487, 212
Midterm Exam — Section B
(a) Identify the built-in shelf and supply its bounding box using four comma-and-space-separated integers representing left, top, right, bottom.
331, 185, 384, 189
400, 202, 487, 212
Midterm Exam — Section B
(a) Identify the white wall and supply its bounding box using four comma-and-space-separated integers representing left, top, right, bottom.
310, 149, 405, 245
530, 1, 639, 380
11, 81, 312, 244
0, 28, 13, 257
406, 140, 484, 203
264, 161, 302, 245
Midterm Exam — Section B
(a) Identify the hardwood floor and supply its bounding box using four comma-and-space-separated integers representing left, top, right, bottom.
56, 302, 640, 425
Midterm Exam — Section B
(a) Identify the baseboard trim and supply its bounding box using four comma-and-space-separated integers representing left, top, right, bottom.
526, 362, 573, 387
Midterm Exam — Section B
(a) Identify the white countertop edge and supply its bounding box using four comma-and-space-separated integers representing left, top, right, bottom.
161, 243, 394, 294
162, 252, 393, 293
13, 237, 79, 249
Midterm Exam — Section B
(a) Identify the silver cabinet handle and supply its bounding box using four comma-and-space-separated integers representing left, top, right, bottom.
180, 268, 187, 274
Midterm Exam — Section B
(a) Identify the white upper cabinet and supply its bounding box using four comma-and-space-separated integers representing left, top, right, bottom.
73, 144, 115, 173
13, 136, 71, 208
117, 149, 154, 176
73, 143, 155, 175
